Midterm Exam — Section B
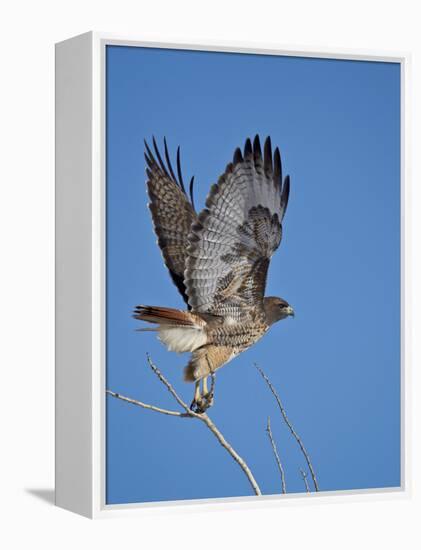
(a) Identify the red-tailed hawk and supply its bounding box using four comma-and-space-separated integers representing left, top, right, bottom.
134, 136, 294, 412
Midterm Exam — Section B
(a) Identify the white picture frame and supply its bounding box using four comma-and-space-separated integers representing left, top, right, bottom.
55, 31, 410, 519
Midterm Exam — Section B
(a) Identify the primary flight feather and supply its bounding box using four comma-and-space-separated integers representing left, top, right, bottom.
134, 135, 293, 412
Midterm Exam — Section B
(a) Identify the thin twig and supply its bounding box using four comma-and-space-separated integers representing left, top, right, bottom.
300, 468, 310, 493
255, 364, 319, 492
266, 416, 286, 494
146, 353, 191, 414
105, 390, 187, 417
107, 355, 262, 496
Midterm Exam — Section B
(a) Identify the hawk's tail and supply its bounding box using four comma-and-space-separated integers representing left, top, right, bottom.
133, 305, 208, 353
133, 305, 197, 327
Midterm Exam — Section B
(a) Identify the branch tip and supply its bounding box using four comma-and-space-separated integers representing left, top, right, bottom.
255, 364, 319, 492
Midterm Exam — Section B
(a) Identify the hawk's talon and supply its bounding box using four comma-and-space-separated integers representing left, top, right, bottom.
189, 399, 199, 413
189, 392, 214, 414
202, 391, 214, 409
189, 399, 205, 414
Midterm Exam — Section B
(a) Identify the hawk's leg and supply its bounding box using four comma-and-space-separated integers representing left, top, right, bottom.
190, 376, 214, 414
202, 375, 208, 395
202, 375, 215, 408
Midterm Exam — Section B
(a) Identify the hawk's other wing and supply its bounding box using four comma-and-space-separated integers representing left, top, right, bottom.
185, 135, 290, 321
145, 138, 198, 307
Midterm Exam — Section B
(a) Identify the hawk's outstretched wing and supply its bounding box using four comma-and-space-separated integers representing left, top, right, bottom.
145, 138, 198, 307
185, 136, 290, 321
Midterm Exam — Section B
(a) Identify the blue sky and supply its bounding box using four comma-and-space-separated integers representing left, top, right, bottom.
105, 45, 401, 504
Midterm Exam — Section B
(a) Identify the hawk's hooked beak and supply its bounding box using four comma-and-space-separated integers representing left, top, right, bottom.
286, 306, 295, 318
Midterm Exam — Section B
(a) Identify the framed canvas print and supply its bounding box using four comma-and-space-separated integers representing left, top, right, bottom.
55, 32, 409, 518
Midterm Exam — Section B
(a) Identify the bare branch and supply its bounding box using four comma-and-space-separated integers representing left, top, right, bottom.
300, 468, 310, 493
255, 364, 319, 492
266, 416, 286, 494
146, 353, 192, 414
106, 390, 186, 417
107, 355, 262, 496
199, 412, 261, 496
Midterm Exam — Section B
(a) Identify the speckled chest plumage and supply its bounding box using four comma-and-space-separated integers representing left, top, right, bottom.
206, 317, 269, 351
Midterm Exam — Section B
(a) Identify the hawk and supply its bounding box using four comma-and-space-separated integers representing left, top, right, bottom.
134, 135, 294, 413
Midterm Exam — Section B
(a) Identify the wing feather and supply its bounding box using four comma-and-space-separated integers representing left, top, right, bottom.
185, 135, 290, 320
145, 139, 198, 307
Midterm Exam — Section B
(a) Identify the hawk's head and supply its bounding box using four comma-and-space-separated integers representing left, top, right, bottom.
264, 296, 295, 325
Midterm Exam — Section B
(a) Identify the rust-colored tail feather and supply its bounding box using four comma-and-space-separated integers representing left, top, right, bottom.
133, 305, 196, 327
